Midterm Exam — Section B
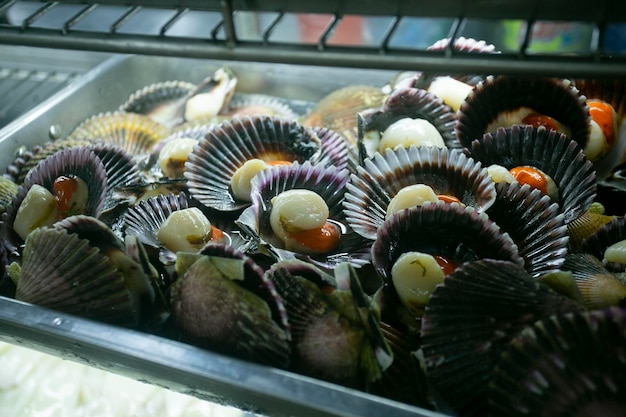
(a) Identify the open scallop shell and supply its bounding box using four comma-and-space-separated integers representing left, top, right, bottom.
456, 76, 590, 151
344, 145, 497, 240
67, 111, 169, 158
489, 307, 626, 417
419, 259, 584, 417
170, 242, 290, 367
225, 94, 300, 120
185, 115, 324, 212
470, 125, 597, 223
358, 87, 460, 153
2, 147, 108, 259
582, 216, 626, 272
371, 203, 523, 284
241, 161, 371, 268
486, 181, 569, 277
120, 80, 196, 126
15, 226, 142, 325
123, 192, 235, 264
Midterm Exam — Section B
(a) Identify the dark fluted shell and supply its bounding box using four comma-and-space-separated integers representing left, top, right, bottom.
488, 307, 626, 417
15, 227, 140, 325
371, 202, 522, 282
486, 181, 569, 277
582, 216, 626, 273
120, 80, 196, 122
470, 125, 596, 223
562, 253, 626, 309
87, 143, 140, 194
344, 145, 496, 240
247, 161, 371, 268
170, 243, 290, 367
184, 115, 323, 211
456, 76, 590, 150
67, 111, 169, 157
4, 137, 95, 185
54, 215, 125, 252
419, 259, 584, 417
358, 87, 460, 150
267, 261, 391, 389
2, 147, 108, 257
313, 127, 351, 172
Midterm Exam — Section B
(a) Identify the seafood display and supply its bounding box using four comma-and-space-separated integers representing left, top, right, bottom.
1, 41, 626, 417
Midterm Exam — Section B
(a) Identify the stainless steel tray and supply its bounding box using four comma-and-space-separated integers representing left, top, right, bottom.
0, 54, 443, 417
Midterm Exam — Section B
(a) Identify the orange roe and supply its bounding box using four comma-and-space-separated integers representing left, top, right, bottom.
522, 113, 560, 131
433, 255, 457, 275
437, 194, 461, 204
266, 160, 292, 167
210, 225, 225, 241
52, 176, 79, 216
588, 101, 615, 145
509, 166, 548, 195
288, 222, 341, 253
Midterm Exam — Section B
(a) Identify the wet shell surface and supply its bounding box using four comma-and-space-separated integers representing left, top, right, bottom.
170, 243, 290, 367
15, 226, 141, 325
456, 76, 590, 150
225, 94, 300, 120
371, 203, 524, 283
419, 259, 584, 417
184, 115, 323, 211
0, 176, 18, 214
267, 261, 392, 389
562, 253, 626, 309
488, 306, 626, 417
470, 125, 597, 223
243, 161, 371, 268
358, 87, 461, 152
567, 203, 615, 251
486, 181, 569, 277
344, 146, 497, 240
67, 111, 169, 158
2, 147, 109, 257
582, 216, 626, 272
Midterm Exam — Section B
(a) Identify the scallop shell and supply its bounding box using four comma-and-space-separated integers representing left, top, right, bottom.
225, 94, 300, 120
87, 143, 141, 197
371, 203, 524, 285
358, 87, 460, 153
470, 125, 597, 223
2, 147, 109, 259
582, 216, 626, 273
486, 181, 569, 277
314, 127, 351, 172
185, 115, 323, 212
5, 137, 95, 185
15, 226, 142, 325
456, 76, 590, 151
267, 261, 392, 389
489, 307, 626, 417
243, 161, 371, 268
562, 252, 626, 309
419, 259, 584, 417
170, 243, 290, 367
567, 203, 615, 251
119, 79, 197, 126
123, 192, 235, 264
0, 176, 18, 215
303, 85, 388, 145
67, 111, 169, 158
344, 146, 497, 240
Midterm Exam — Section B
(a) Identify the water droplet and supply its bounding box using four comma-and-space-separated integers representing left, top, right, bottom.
48, 124, 62, 140
52, 317, 63, 326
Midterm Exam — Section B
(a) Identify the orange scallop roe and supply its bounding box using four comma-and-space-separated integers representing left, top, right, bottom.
53, 176, 79, 216
588, 100, 616, 145
509, 166, 548, 195
266, 160, 292, 167
210, 225, 225, 241
437, 194, 461, 204
521, 113, 560, 131
288, 222, 341, 253
433, 255, 457, 275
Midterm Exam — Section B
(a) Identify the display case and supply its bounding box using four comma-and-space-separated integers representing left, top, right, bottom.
0, 1, 625, 417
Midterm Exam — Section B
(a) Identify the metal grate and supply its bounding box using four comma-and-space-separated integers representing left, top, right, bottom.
0, 0, 625, 78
